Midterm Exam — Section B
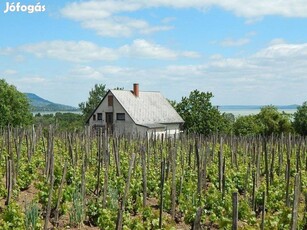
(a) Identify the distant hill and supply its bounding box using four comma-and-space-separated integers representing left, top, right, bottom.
25, 93, 79, 112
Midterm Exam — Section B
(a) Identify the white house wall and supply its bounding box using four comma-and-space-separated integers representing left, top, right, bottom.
88, 91, 135, 133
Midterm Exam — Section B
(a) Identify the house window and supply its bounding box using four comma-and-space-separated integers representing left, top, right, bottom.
116, 113, 125, 121
93, 114, 96, 121
97, 113, 103, 120
108, 95, 113, 106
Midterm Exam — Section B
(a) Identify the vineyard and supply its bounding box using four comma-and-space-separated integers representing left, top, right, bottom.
0, 126, 306, 229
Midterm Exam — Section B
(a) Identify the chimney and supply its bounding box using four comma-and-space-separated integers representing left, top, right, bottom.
133, 83, 139, 97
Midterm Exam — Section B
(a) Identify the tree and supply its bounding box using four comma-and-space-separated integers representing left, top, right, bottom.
221, 112, 235, 134
176, 90, 225, 135
293, 101, 307, 136
256, 105, 292, 135
233, 115, 262, 136
167, 99, 177, 108
0, 79, 32, 127
79, 84, 107, 120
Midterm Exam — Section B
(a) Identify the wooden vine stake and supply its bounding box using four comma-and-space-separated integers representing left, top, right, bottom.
171, 144, 177, 219
260, 191, 265, 230
263, 138, 269, 199
116, 153, 136, 230
44, 135, 54, 230
6, 159, 12, 206
290, 173, 300, 230
103, 132, 109, 209
54, 161, 68, 226
219, 137, 223, 193
159, 157, 166, 229
44, 127, 54, 230
192, 207, 203, 230
141, 145, 147, 208
232, 192, 238, 230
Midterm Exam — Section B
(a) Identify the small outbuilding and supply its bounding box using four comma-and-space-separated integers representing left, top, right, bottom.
86, 83, 184, 137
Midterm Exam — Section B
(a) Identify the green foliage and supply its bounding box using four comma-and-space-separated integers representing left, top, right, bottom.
69, 188, 84, 227
167, 99, 177, 108
233, 115, 262, 136
0, 201, 25, 229
0, 126, 306, 229
256, 105, 292, 135
25, 201, 41, 230
17, 162, 35, 191
220, 112, 235, 134
34, 112, 83, 131
293, 101, 307, 136
0, 79, 32, 127
78, 84, 107, 121
176, 90, 225, 135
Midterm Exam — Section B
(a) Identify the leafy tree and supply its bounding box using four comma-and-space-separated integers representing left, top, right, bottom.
79, 84, 107, 120
221, 112, 235, 134
293, 101, 307, 136
167, 99, 177, 108
34, 112, 83, 131
176, 90, 225, 135
233, 115, 262, 136
0, 79, 32, 127
256, 105, 292, 135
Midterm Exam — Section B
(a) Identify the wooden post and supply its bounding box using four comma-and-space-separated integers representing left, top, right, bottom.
251, 171, 256, 212
290, 173, 300, 230
285, 157, 291, 207
260, 191, 265, 230
159, 158, 166, 229
116, 153, 136, 230
141, 145, 147, 208
103, 132, 109, 208
44, 146, 54, 230
195, 138, 202, 196
219, 137, 223, 193
113, 138, 121, 177
54, 162, 67, 226
192, 207, 203, 230
6, 159, 12, 206
263, 139, 269, 199
232, 192, 238, 230
171, 145, 177, 219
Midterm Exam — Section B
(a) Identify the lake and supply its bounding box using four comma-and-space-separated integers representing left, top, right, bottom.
219, 108, 297, 117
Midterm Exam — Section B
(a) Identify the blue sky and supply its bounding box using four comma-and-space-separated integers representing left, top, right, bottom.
1, 0, 306, 107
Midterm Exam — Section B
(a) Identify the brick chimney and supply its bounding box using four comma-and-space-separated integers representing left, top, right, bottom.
133, 83, 139, 97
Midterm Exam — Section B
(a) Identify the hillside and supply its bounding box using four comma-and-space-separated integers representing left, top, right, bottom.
25, 93, 79, 112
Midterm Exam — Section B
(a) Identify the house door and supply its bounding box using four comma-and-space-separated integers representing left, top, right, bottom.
105, 112, 113, 133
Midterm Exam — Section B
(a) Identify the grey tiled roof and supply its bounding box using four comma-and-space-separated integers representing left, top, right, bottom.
111, 90, 184, 126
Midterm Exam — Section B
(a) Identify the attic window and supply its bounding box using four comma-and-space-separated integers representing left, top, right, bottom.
97, 113, 102, 120
108, 95, 113, 106
93, 114, 96, 121
116, 113, 125, 121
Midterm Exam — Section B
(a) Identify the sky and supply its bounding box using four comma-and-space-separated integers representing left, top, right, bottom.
0, 0, 307, 107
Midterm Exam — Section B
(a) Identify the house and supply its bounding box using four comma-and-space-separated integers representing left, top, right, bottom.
86, 83, 184, 137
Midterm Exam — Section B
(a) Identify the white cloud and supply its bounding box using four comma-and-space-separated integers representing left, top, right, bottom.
69, 66, 103, 79
119, 39, 187, 59
20, 40, 118, 62
3, 69, 17, 75
61, 0, 307, 37
86, 40, 307, 104
254, 43, 307, 59
17, 77, 47, 84
2, 39, 200, 62
220, 38, 250, 47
